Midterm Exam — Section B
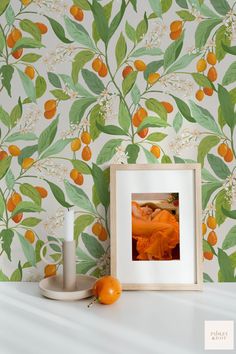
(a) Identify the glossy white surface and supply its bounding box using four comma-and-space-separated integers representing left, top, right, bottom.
0, 283, 235, 354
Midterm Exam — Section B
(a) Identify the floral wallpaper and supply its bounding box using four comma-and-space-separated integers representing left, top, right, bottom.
0, 0, 235, 282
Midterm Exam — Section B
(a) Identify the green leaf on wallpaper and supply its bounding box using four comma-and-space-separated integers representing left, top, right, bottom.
72, 160, 92, 175
136, 12, 148, 42
81, 233, 105, 259
218, 84, 235, 130
0, 0, 10, 16
50, 89, 70, 101
222, 208, 236, 220
203, 239, 216, 256
222, 62, 236, 86
0, 156, 12, 180
144, 60, 164, 81
195, 19, 221, 49
18, 144, 38, 165
9, 98, 23, 128
176, 10, 195, 21
17, 232, 36, 267
20, 183, 41, 206
0, 270, 9, 281
166, 53, 198, 74
222, 226, 236, 250
142, 147, 158, 164
41, 139, 72, 159
12, 38, 44, 52
115, 32, 127, 67
131, 47, 163, 58
0, 65, 14, 97
161, 0, 172, 13
203, 273, 214, 283
17, 68, 36, 103
74, 215, 95, 242
148, 0, 162, 17
0, 229, 14, 261
189, 101, 221, 134
73, 0, 90, 10
64, 180, 96, 213
137, 116, 169, 131
126, 144, 140, 163
125, 21, 136, 43
146, 132, 167, 142
171, 96, 195, 122
145, 98, 167, 121
92, 1, 113, 43
118, 100, 130, 133
81, 69, 105, 95
20, 19, 41, 41
96, 122, 129, 136
108, 0, 126, 40
38, 116, 58, 155
72, 50, 94, 84
218, 248, 235, 282
130, 0, 137, 11
164, 32, 183, 69
45, 180, 72, 208
45, 16, 72, 43
90, 0, 109, 43
10, 262, 22, 281
12, 202, 43, 217
197, 135, 220, 166
222, 43, 236, 55
70, 98, 96, 124
0, 191, 5, 217
48, 72, 61, 88
207, 154, 231, 180
64, 16, 95, 49
0, 106, 10, 128
191, 73, 214, 90
20, 53, 42, 63
35, 76, 47, 99
5, 5, 15, 26
77, 261, 97, 274
173, 112, 183, 133
162, 155, 172, 163
0, 25, 5, 53
92, 163, 109, 209
202, 182, 222, 209
176, 0, 188, 8
96, 139, 123, 165
215, 25, 231, 62
90, 104, 105, 141
202, 168, 220, 183
5, 169, 15, 190
21, 217, 42, 227
215, 189, 231, 226
122, 71, 138, 96
209, 0, 230, 16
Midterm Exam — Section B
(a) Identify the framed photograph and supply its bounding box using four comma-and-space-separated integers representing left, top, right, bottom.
110, 164, 203, 290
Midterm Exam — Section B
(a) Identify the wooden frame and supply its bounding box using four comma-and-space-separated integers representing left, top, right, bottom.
110, 164, 203, 291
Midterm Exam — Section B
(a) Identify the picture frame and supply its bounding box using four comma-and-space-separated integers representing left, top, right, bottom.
110, 164, 203, 291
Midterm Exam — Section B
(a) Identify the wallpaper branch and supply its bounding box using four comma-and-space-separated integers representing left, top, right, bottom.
0, 0, 235, 282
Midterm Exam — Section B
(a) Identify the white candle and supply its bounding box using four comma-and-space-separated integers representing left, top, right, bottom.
64, 209, 74, 242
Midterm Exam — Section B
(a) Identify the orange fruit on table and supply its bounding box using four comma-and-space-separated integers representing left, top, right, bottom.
0, 151, 8, 160
35, 186, 48, 198
207, 66, 217, 82
92, 222, 103, 237
204, 251, 213, 261
8, 145, 21, 156
138, 128, 148, 138
44, 264, 56, 278
170, 29, 182, 40
70, 168, 79, 181
206, 52, 217, 65
202, 223, 207, 236
7, 34, 15, 48
134, 60, 146, 71
81, 131, 91, 145
44, 99, 57, 111
22, 157, 34, 169
25, 66, 35, 80
161, 101, 173, 113
71, 138, 81, 151
224, 147, 233, 162
98, 227, 108, 241
195, 89, 204, 101
44, 108, 56, 119
35, 22, 48, 34
11, 192, 22, 205
11, 28, 22, 42
196, 58, 207, 72
12, 49, 23, 59
74, 173, 84, 185
25, 230, 35, 244
207, 231, 217, 246
98, 63, 108, 77
206, 216, 217, 230
7, 198, 15, 212
92, 58, 103, 72
217, 143, 228, 157
150, 145, 161, 158
122, 65, 133, 79
147, 72, 160, 85
92, 276, 122, 305
170, 20, 182, 33
82, 146, 92, 161
203, 87, 213, 96
12, 213, 23, 223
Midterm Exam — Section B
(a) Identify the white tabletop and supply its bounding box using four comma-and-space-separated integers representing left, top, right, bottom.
0, 283, 235, 354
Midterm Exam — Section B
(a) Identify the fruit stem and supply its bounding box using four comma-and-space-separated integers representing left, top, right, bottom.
87, 297, 98, 308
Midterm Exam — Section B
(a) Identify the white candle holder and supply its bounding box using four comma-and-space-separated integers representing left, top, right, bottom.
39, 240, 96, 301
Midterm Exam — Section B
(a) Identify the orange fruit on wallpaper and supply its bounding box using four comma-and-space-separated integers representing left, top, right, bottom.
74, 8, 84, 21
147, 72, 160, 85
98, 227, 108, 241
169, 29, 182, 40
170, 20, 182, 33
11, 192, 22, 205
122, 65, 133, 79
150, 145, 161, 158
12, 213, 23, 223
161, 101, 173, 113
98, 63, 108, 77
92, 58, 103, 72
44, 264, 56, 278
25, 66, 35, 80
207, 66, 217, 82
8, 145, 21, 156
203, 87, 213, 96
44, 107, 57, 119
35, 186, 48, 198
22, 157, 34, 169
217, 143, 228, 157
196, 58, 207, 72
132, 107, 147, 127
71, 138, 81, 151
74, 173, 84, 185
0, 151, 8, 160
12, 49, 23, 59
138, 128, 148, 138
21, 0, 31, 5
44, 99, 56, 111
204, 251, 213, 261
92, 222, 103, 237
202, 223, 207, 236
82, 146, 92, 161
25, 230, 35, 244
207, 231, 217, 246
70, 168, 79, 181
134, 60, 146, 71
6, 33, 15, 48
224, 147, 233, 162
207, 216, 217, 230
11, 28, 22, 42
92, 276, 122, 305
195, 89, 204, 101
35, 22, 48, 34
81, 131, 91, 145
7, 198, 15, 212
206, 52, 217, 65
